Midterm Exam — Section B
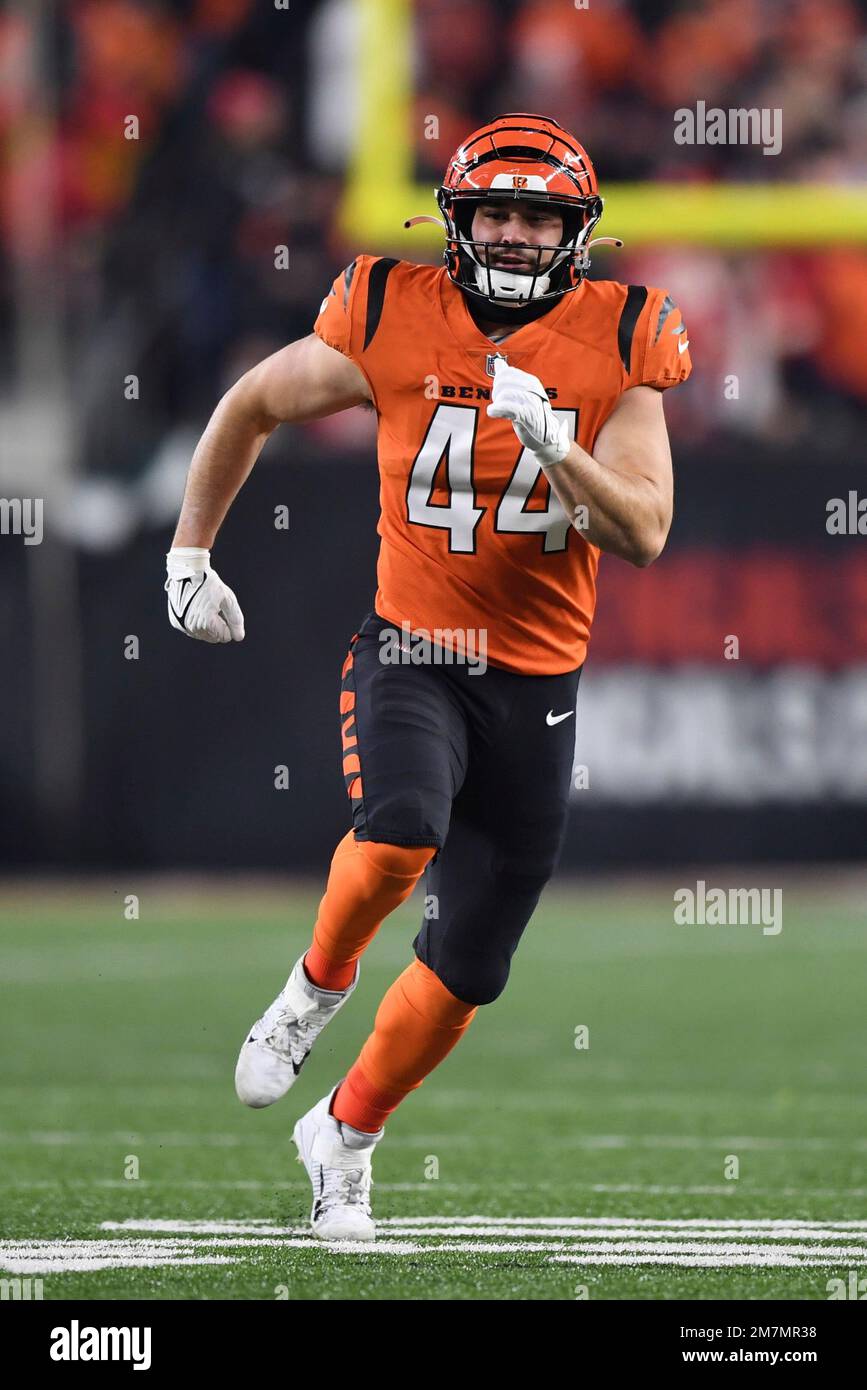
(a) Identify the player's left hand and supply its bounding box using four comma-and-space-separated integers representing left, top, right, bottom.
487, 358, 571, 467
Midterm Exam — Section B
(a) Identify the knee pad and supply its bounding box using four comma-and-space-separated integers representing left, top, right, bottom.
424, 951, 511, 1008
415, 866, 552, 1006
357, 838, 437, 881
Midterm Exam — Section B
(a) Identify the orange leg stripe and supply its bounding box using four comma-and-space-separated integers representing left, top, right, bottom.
343, 753, 361, 775
348, 777, 363, 799
339, 691, 356, 713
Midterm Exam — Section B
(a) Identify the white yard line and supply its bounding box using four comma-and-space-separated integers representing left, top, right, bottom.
551, 1252, 856, 1268
4, 1237, 865, 1272
3, 1129, 865, 1151
0, 1179, 467, 1192
99, 1218, 867, 1242
585, 1183, 867, 1197
0, 1131, 244, 1147
4, 1215, 867, 1274
0, 1256, 237, 1272
381, 1214, 867, 1230
5, 1177, 867, 1198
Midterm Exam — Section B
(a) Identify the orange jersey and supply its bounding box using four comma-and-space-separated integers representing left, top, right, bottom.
314, 256, 691, 675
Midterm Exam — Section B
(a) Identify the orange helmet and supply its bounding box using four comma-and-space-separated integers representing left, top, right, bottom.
434, 113, 606, 308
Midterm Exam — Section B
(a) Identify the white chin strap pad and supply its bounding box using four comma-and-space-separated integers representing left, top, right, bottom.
473, 264, 552, 301
458, 231, 565, 302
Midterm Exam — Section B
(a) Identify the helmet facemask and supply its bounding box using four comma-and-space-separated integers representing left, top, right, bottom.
437, 189, 603, 308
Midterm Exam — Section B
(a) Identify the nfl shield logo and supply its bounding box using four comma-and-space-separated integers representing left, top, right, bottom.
485, 352, 506, 377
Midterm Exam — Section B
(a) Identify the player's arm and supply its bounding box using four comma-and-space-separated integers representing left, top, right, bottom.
488, 364, 672, 567
173, 334, 371, 551
166, 334, 371, 643
547, 385, 672, 567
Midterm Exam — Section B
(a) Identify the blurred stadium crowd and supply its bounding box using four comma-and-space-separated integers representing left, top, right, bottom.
3, 0, 866, 866
3, 0, 867, 506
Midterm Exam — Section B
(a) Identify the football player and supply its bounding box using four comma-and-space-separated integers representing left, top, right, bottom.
166, 114, 691, 1240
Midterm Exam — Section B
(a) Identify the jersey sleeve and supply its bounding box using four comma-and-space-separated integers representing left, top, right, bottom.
633, 287, 692, 389
313, 253, 390, 406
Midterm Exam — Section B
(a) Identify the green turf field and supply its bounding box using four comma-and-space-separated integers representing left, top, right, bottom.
1, 876, 865, 1300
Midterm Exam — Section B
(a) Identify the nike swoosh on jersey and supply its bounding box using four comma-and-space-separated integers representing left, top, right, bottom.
677, 339, 690, 353
546, 709, 574, 726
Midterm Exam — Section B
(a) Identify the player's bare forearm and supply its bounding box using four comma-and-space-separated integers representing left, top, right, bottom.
544, 385, 673, 567
172, 390, 272, 548
543, 442, 670, 566
172, 334, 371, 548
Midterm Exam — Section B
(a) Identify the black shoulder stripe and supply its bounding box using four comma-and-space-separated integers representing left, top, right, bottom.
342, 260, 357, 307
654, 293, 676, 344
363, 257, 399, 351
617, 284, 648, 375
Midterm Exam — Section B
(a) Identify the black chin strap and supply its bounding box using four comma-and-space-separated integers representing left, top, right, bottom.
463, 288, 565, 327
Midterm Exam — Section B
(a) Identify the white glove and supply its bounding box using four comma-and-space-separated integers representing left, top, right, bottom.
486, 358, 571, 466
165, 547, 245, 644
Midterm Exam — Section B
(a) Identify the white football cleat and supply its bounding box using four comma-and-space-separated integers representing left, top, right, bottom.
293, 1085, 383, 1242
234, 956, 359, 1108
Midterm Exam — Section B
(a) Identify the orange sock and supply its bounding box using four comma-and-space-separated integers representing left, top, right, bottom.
331, 958, 477, 1132
303, 833, 436, 991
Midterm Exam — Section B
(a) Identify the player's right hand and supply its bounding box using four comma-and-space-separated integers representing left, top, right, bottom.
487, 358, 571, 467
165, 548, 245, 644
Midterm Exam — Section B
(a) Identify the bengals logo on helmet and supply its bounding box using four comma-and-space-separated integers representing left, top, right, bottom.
439, 113, 600, 203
